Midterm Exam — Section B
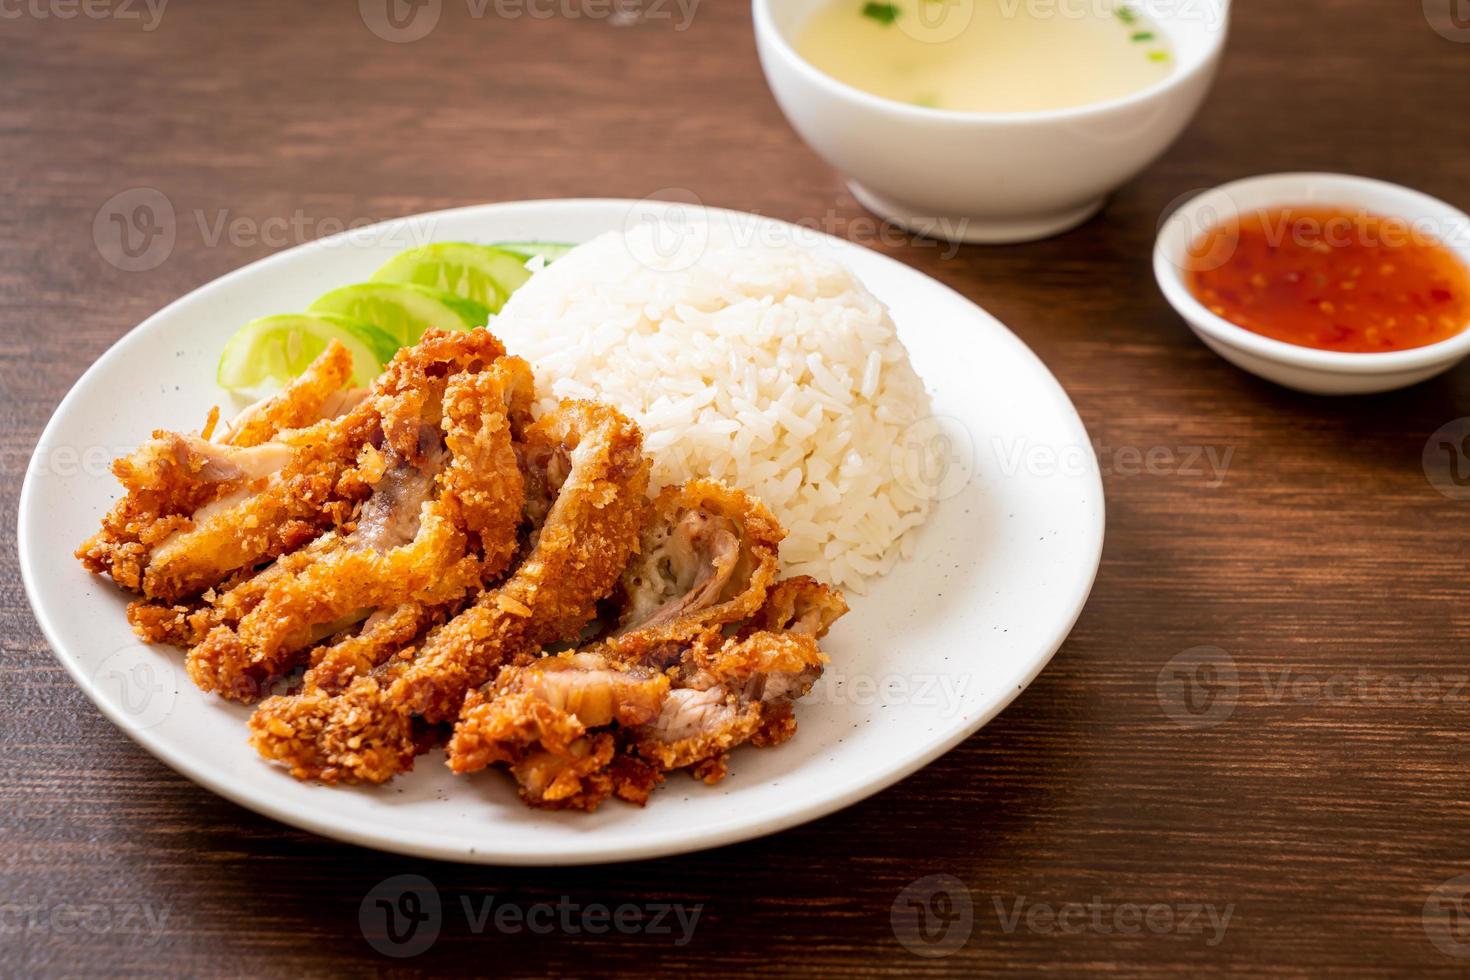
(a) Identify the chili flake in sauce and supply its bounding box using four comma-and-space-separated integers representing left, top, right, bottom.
1186, 206, 1470, 353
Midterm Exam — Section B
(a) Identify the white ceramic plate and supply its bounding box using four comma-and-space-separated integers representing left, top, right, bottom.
19, 200, 1104, 865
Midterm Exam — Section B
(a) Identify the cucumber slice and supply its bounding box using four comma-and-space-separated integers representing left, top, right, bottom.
217, 313, 398, 390
369, 243, 533, 312
493, 241, 577, 263
308, 282, 490, 345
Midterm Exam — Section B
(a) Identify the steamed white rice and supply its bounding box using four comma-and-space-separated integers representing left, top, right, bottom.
493, 221, 934, 590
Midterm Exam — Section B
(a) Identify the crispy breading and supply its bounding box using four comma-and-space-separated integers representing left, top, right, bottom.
186, 336, 525, 701
186, 508, 479, 700
390, 399, 650, 722
249, 676, 419, 785
137, 407, 375, 601
606, 480, 782, 656
446, 613, 836, 811
447, 651, 670, 781
76, 343, 363, 597
631, 630, 828, 773
126, 597, 204, 647
217, 340, 356, 447
83, 326, 851, 811
136, 330, 507, 603
748, 575, 849, 639
303, 602, 441, 695
437, 356, 533, 574
443, 483, 831, 811
247, 399, 649, 783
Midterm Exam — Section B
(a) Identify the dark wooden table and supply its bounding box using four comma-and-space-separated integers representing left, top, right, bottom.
5, 0, 1470, 975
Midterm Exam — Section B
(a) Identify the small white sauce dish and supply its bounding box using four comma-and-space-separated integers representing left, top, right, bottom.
1153, 172, 1470, 395
752, 0, 1230, 244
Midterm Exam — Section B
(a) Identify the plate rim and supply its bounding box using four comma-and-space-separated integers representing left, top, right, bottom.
18, 197, 1105, 865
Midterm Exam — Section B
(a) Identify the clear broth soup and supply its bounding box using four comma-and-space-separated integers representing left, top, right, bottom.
795, 0, 1174, 113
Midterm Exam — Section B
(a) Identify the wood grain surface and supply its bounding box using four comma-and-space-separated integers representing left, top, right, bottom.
5, 0, 1470, 975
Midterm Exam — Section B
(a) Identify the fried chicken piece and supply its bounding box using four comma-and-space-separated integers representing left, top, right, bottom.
187, 341, 525, 701
631, 630, 829, 775
628, 577, 847, 779
446, 652, 670, 808
94, 331, 510, 604
126, 597, 204, 647
216, 340, 358, 447
76, 432, 300, 595
249, 676, 421, 784
248, 398, 649, 784
390, 399, 650, 722
447, 552, 848, 810
435, 355, 533, 568
445, 482, 815, 809
185, 472, 477, 700
614, 481, 782, 640
77, 343, 364, 598
137, 411, 376, 602
747, 575, 848, 639
303, 602, 442, 695
447, 614, 837, 810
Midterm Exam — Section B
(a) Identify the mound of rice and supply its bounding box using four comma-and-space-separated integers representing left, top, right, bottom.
493, 221, 934, 590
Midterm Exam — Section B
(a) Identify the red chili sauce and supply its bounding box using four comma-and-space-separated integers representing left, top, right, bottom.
1186, 206, 1470, 353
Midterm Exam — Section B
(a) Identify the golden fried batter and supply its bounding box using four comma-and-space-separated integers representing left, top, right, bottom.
390, 399, 650, 722
217, 341, 357, 448
77, 342, 367, 598
82, 326, 851, 811
187, 344, 525, 701
446, 595, 839, 811
246, 398, 648, 783
606, 479, 782, 656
